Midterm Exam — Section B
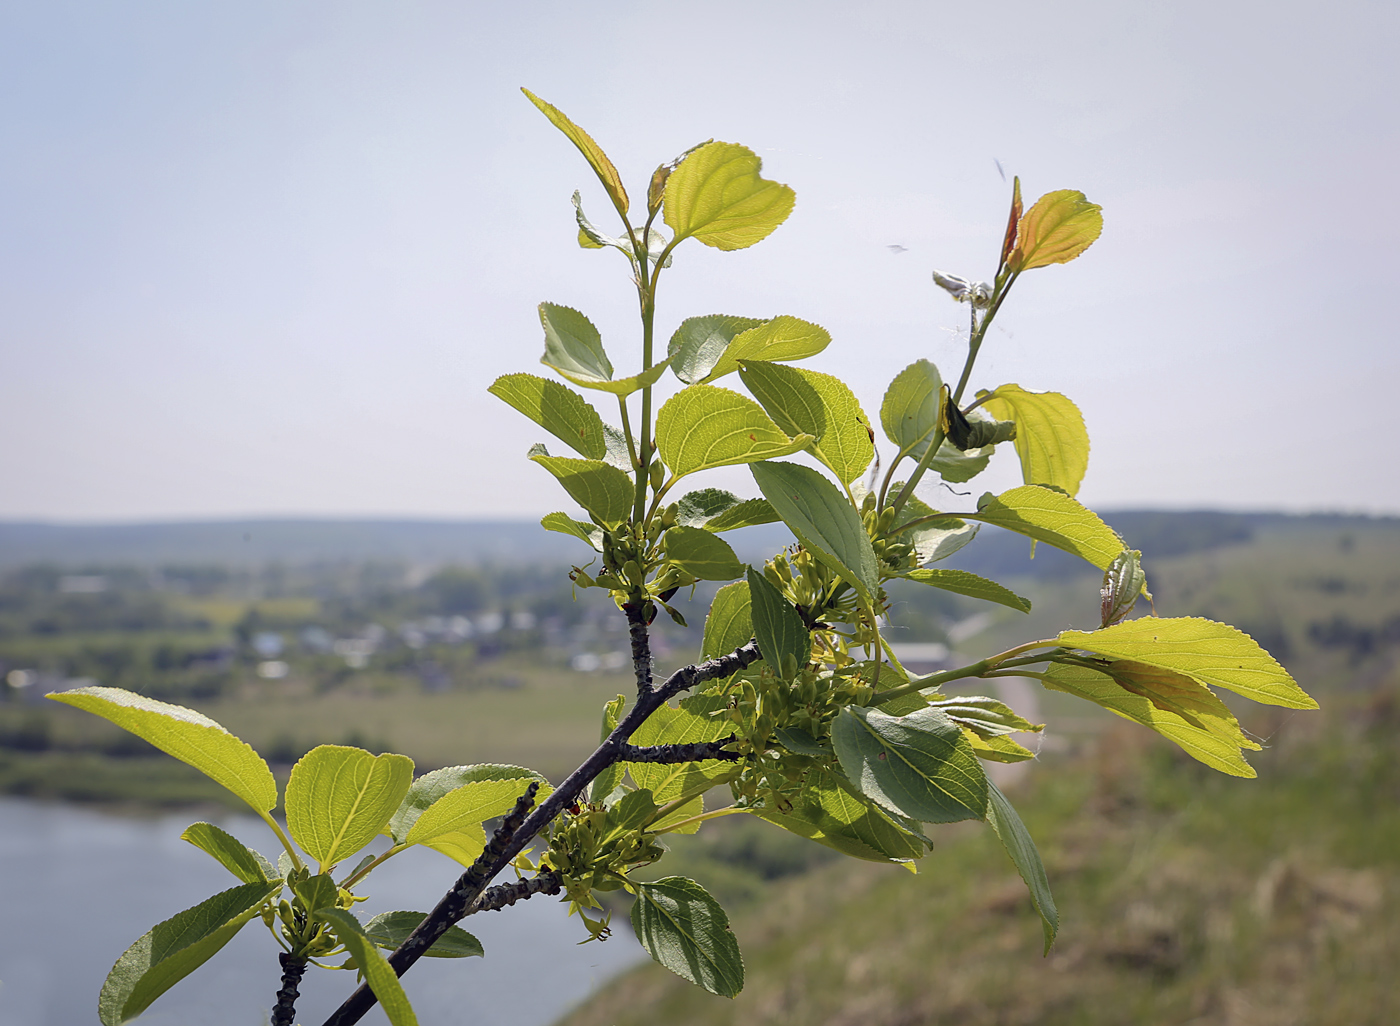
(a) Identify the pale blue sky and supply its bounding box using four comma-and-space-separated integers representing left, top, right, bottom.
1, 0, 1395, 521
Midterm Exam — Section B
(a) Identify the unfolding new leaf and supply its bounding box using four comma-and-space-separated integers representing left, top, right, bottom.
739, 361, 873, 484
539, 302, 670, 396
832, 705, 988, 824
320, 908, 419, 1026
704, 498, 780, 533
631, 877, 745, 997
1041, 659, 1261, 777
663, 525, 745, 581
747, 568, 810, 678
530, 453, 634, 526
664, 140, 794, 251
1009, 189, 1103, 270
701, 581, 753, 661
980, 384, 1089, 497
986, 781, 1059, 953
656, 386, 812, 479
521, 89, 629, 216
900, 568, 1031, 613
1101, 549, 1150, 627
98, 881, 280, 1026
47, 687, 276, 814
181, 823, 275, 884
1057, 616, 1317, 710
285, 745, 414, 871
968, 485, 1126, 570
668, 315, 764, 384
540, 512, 603, 551
365, 911, 483, 958
488, 373, 606, 460
751, 460, 878, 603
700, 316, 831, 384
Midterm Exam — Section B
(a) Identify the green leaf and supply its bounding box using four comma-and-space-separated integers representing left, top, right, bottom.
389, 764, 545, 843
705, 498, 780, 533
980, 384, 1090, 496
1057, 616, 1316, 710
674, 488, 741, 526
702, 581, 753, 661
663, 140, 794, 251
1009, 189, 1103, 271
529, 452, 634, 526
521, 89, 628, 216
985, 781, 1059, 953
540, 511, 603, 551
406, 777, 553, 864
1041, 659, 1261, 777
669, 315, 765, 385
601, 423, 633, 470
967, 485, 1126, 570
631, 877, 745, 997
291, 872, 338, 914
320, 908, 419, 1026
746, 568, 810, 679
750, 460, 878, 603
739, 362, 874, 484
928, 436, 995, 483
538, 302, 670, 396
926, 695, 1042, 737
47, 687, 276, 814
701, 316, 831, 384
900, 568, 1031, 613
592, 696, 627, 801
880, 360, 943, 457
488, 373, 606, 460
98, 881, 280, 1026
180, 823, 275, 884
656, 386, 813, 479
832, 705, 988, 824
755, 766, 929, 863
964, 731, 1039, 763
365, 911, 483, 958
285, 745, 414, 871
891, 490, 979, 565
662, 525, 745, 581
627, 693, 736, 813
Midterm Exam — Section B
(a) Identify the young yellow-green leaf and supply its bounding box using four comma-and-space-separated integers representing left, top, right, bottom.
285, 745, 414, 871
529, 453, 634, 526
891, 490, 979, 565
702, 316, 831, 384
832, 705, 988, 824
389, 764, 546, 843
655, 385, 812, 479
626, 693, 737, 818
631, 877, 745, 997
900, 568, 1031, 613
319, 908, 419, 1026
1009, 189, 1103, 270
47, 687, 276, 814
591, 695, 628, 802
664, 140, 794, 251
968, 485, 1126, 570
669, 315, 765, 385
964, 730, 1038, 763
662, 525, 745, 581
985, 781, 1058, 953
755, 766, 929, 864
538, 301, 671, 396
521, 89, 628, 216
747, 567, 811, 678
98, 881, 280, 1026
881, 359, 943, 457
750, 460, 879, 603
488, 373, 606, 460
702, 580, 753, 661
540, 511, 603, 551
704, 497, 780, 533
406, 777, 554, 850
1057, 617, 1318, 710
928, 695, 1042, 736
980, 384, 1089, 496
181, 823, 276, 884
364, 911, 483, 959
739, 362, 873, 484
1041, 660, 1261, 777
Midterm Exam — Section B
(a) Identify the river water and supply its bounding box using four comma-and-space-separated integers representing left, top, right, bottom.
0, 798, 642, 1025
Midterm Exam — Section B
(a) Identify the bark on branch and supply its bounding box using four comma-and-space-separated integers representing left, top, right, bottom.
270, 953, 307, 1026
617, 736, 743, 763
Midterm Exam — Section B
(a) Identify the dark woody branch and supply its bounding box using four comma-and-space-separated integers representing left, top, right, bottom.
320, 637, 762, 1026
617, 736, 743, 763
475, 871, 563, 913
270, 953, 307, 1026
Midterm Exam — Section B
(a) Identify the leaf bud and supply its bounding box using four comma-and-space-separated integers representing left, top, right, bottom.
1100, 549, 1151, 627
649, 459, 665, 491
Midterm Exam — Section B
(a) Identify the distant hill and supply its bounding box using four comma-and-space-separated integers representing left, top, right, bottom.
0, 511, 1392, 572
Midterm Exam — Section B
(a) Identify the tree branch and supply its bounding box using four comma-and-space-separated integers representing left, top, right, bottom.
617, 736, 742, 763
623, 599, 654, 695
475, 871, 562, 913
319, 638, 761, 1026
270, 953, 307, 1026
